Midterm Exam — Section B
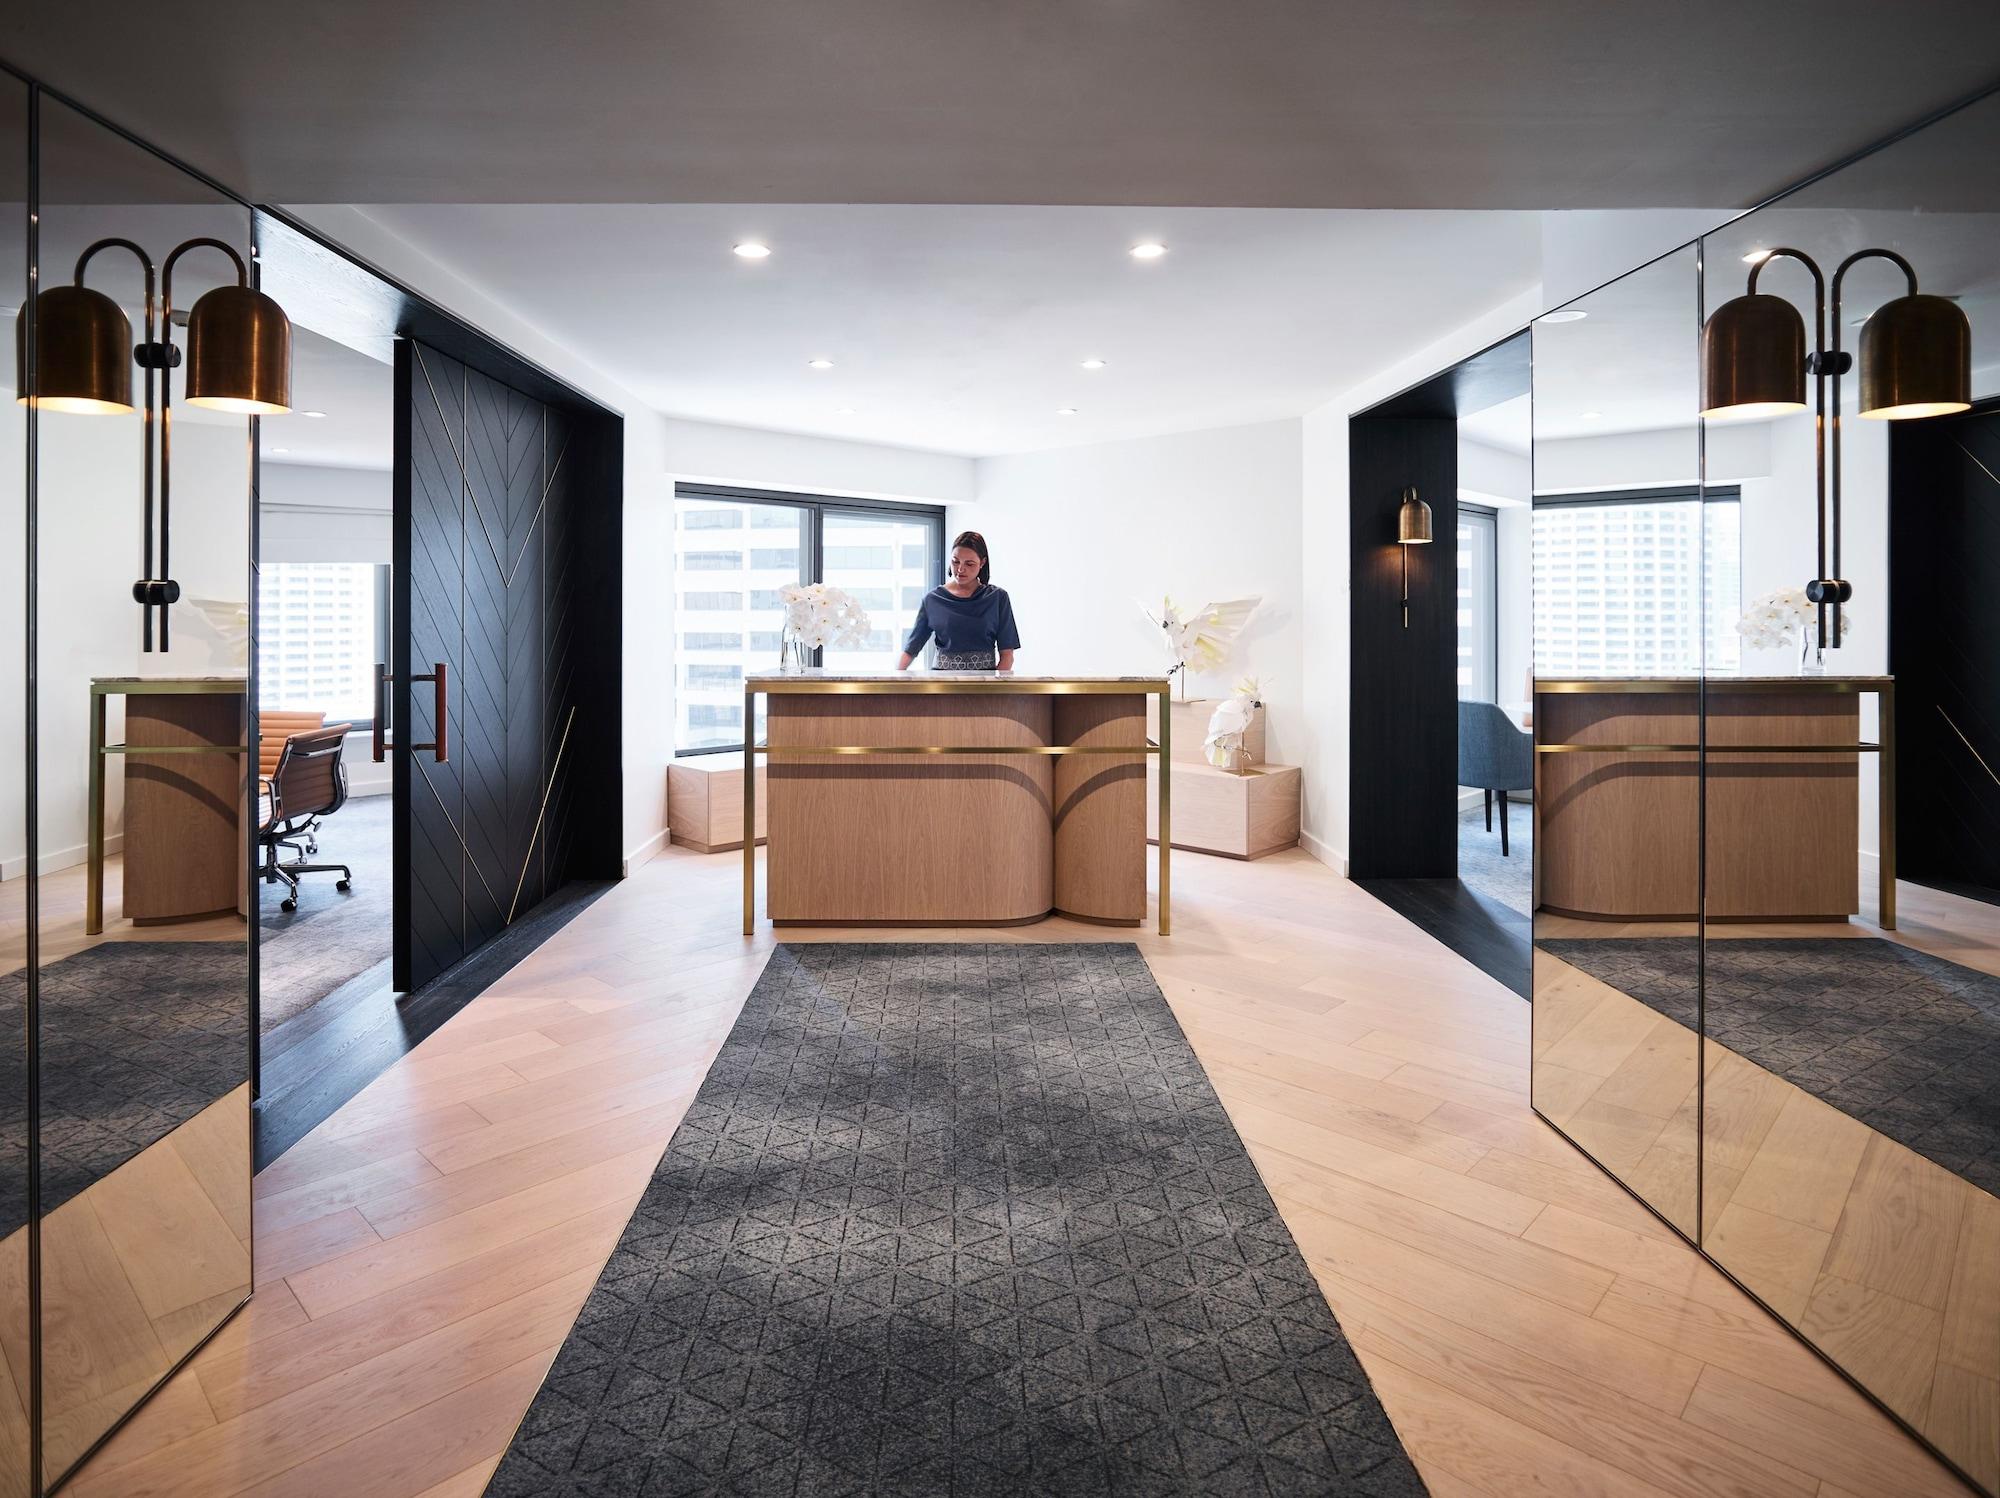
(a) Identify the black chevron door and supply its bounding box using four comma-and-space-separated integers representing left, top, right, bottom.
393, 341, 578, 991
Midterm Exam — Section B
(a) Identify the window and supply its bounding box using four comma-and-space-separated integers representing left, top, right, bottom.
257, 561, 389, 726
1457, 505, 1498, 702
1533, 488, 1741, 677
673, 486, 945, 752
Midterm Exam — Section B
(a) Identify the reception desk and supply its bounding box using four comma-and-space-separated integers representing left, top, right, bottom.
742, 671, 1170, 932
1536, 676, 1892, 925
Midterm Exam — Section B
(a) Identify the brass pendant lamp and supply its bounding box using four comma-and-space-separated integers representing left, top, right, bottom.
15, 235, 291, 650
1701, 246, 1971, 647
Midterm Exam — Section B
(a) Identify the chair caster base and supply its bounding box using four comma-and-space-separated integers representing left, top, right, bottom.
280, 897, 298, 913
336, 879, 351, 892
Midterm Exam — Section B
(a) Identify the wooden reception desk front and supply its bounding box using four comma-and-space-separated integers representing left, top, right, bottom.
742, 672, 1170, 932
1535, 676, 1893, 926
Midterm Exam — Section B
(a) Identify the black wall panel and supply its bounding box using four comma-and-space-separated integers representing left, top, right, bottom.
1347, 413, 1459, 879
1890, 401, 2000, 902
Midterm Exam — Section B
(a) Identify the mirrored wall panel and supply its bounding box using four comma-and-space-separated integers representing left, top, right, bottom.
1529, 245, 1706, 1239
30, 93, 253, 1485
1698, 88, 1999, 1496
0, 70, 31, 1498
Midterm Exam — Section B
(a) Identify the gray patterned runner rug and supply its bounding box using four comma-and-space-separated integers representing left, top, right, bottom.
487, 943, 1426, 1496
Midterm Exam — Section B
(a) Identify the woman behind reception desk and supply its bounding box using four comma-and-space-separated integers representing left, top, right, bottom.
897, 530, 1020, 671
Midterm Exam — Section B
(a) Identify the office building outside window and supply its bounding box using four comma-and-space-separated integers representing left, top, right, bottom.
1532, 488, 1740, 677
257, 561, 389, 725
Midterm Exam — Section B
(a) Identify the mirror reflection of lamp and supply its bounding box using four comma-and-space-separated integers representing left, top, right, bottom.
14, 237, 292, 650
1701, 246, 1970, 648
1397, 486, 1433, 630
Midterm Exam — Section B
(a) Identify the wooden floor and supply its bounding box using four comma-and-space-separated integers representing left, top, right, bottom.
62, 845, 1974, 1497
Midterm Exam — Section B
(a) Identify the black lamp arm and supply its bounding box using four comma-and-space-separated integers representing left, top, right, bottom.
74, 238, 164, 651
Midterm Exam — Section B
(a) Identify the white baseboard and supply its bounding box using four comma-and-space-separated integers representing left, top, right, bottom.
1, 833, 125, 882
1299, 830, 1347, 877
622, 825, 670, 877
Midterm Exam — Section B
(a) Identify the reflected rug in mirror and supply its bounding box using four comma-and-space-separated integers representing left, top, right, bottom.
1540, 936, 2000, 1195
0, 940, 246, 1236
485, 943, 1427, 1497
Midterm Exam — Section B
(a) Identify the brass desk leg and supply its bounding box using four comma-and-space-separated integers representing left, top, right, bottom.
743, 686, 755, 936
1879, 684, 1895, 931
86, 690, 106, 936
1158, 686, 1171, 936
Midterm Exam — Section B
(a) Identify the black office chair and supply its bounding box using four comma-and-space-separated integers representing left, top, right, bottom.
259, 723, 354, 912
1458, 699, 1533, 856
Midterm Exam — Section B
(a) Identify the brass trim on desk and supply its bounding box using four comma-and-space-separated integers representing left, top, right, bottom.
742, 678, 1171, 936
1536, 743, 1881, 755
1535, 677, 1892, 694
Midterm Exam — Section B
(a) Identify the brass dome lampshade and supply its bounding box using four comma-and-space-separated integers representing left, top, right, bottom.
1857, 292, 1970, 420
1701, 292, 1807, 420
13, 284, 136, 415
1397, 487, 1433, 544
184, 282, 292, 414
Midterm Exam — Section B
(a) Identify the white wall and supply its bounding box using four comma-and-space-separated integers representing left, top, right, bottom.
1298, 288, 1546, 871
1457, 436, 1534, 709
664, 417, 972, 506
967, 420, 1304, 761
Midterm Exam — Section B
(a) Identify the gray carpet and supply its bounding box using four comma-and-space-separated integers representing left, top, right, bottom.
1541, 937, 2000, 1195
1457, 803, 1529, 917
0, 940, 246, 1236
486, 944, 1427, 1498
259, 792, 393, 1031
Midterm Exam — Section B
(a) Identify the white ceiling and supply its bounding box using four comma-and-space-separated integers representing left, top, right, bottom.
8, 4, 2000, 210
257, 326, 393, 470
329, 203, 1543, 456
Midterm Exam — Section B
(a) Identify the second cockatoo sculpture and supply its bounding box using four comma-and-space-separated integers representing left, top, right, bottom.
1140, 595, 1260, 699
1204, 678, 1264, 773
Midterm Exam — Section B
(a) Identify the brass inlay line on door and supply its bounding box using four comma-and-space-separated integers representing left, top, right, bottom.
1937, 704, 2000, 788
508, 706, 577, 924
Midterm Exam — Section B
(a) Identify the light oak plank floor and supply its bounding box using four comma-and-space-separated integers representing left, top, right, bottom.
65, 846, 1970, 1497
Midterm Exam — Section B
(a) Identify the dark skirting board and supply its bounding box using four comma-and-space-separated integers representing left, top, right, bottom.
1541, 936, 2000, 1194
485, 943, 1428, 1497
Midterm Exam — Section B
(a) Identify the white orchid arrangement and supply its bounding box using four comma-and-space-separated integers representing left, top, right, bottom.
1736, 587, 1850, 653
779, 582, 872, 653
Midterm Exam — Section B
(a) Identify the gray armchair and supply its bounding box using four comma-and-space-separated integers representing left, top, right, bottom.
1458, 700, 1533, 856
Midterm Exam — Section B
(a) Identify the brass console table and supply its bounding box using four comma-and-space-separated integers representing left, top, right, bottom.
742, 672, 1172, 935
87, 676, 249, 935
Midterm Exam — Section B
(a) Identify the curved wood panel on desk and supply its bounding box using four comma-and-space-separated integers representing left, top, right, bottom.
1052, 694, 1146, 925
765, 694, 1055, 924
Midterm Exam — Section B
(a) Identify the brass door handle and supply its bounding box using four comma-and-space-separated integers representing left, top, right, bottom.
374, 662, 448, 763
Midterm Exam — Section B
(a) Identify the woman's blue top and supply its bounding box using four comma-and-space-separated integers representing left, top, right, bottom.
902, 583, 1021, 662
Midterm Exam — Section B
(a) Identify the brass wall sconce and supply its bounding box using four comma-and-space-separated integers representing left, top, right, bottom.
15, 236, 292, 650
1702, 246, 1970, 647
1397, 486, 1432, 630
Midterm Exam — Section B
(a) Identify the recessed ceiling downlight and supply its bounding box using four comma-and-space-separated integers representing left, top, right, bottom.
300, 409, 327, 419
1538, 308, 1588, 324
1057, 408, 1079, 416
834, 406, 857, 415
1743, 249, 1772, 264
1128, 242, 1167, 260
733, 242, 771, 259
807, 358, 834, 369
1080, 359, 1107, 370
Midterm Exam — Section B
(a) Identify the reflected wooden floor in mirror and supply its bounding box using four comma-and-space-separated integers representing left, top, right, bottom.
1539, 876, 2000, 1493
0, 854, 250, 1490
50, 846, 1972, 1498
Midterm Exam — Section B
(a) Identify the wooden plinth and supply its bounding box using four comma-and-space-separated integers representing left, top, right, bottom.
667, 757, 766, 853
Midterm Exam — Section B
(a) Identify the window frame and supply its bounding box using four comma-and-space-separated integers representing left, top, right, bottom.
673, 483, 947, 755
255, 559, 392, 734
1457, 501, 1500, 704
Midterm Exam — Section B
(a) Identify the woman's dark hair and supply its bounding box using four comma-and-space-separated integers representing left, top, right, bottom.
951, 530, 992, 585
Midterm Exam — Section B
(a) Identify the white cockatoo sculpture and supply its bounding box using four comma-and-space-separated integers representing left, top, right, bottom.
1204, 678, 1264, 772
1140, 595, 1260, 699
